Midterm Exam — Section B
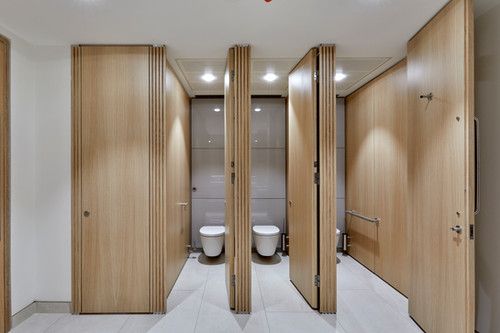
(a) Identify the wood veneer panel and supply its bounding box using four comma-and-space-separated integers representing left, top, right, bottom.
0, 35, 10, 333
79, 46, 150, 313
225, 45, 251, 313
224, 48, 236, 309
407, 0, 475, 331
372, 60, 409, 295
288, 49, 318, 309
318, 45, 337, 313
346, 85, 376, 271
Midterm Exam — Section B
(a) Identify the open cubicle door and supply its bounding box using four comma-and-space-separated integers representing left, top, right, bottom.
407, 0, 475, 332
224, 45, 252, 313
287, 45, 336, 313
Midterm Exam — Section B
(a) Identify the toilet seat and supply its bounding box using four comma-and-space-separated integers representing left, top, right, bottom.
252, 225, 280, 236
200, 226, 225, 237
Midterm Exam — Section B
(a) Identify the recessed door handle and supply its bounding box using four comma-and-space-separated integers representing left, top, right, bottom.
450, 225, 463, 234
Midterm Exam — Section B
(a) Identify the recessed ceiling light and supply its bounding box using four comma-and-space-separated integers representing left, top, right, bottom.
254, 108, 262, 112
335, 72, 347, 82
202, 73, 216, 82
208, 139, 212, 143
214, 108, 221, 112
263, 73, 278, 82
254, 139, 259, 143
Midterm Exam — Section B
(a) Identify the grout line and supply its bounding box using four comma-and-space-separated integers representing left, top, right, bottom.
42, 313, 71, 333
116, 315, 132, 333
252, 262, 271, 332
192, 263, 210, 333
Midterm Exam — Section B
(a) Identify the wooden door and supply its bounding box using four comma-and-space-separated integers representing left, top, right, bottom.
407, 0, 475, 332
80, 46, 150, 313
288, 49, 318, 308
346, 87, 376, 271
224, 48, 236, 309
0, 35, 10, 333
165, 63, 191, 296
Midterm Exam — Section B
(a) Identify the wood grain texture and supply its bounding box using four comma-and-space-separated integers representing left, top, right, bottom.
164, 56, 191, 305
407, 0, 475, 331
233, 45, 251, 313
288, 49, 318, 309
80, 46, 150, 313
224, 48, 236, 310
0, 34, 11, 333
224, 45, 251, 313
346, 60, 409, 296
372, 60, 409, 295
72, 45, 190, 314
346, 84, 376, 271
318, 45, 337, 313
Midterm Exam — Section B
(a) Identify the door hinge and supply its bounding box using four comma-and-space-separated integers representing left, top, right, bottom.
469, 224, 475, 240
231, 70, 235, 82
314, 172, 320, 185
231, 274, 236, 286
231, 172, 235, 184
314, 71, 319, 81
314, 275, 320, 287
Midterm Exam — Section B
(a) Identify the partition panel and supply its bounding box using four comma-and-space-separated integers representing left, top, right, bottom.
225, 45, 251, 313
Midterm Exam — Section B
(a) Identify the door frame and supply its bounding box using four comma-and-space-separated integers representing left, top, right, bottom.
0, 33, 11, 333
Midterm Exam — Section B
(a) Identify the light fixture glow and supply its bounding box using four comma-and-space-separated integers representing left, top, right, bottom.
254, 108, 262, 112
263, 73, 278, 82
201, 73, 216, 82
335, 72, 347, 82
214, 108, 221, 112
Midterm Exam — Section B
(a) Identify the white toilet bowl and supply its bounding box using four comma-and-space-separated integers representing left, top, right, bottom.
336, 228, 341, 247
200, 226, 225, 257
253, 225, 280, 257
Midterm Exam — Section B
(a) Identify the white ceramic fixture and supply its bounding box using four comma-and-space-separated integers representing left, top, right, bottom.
253, 225, 280, 256
200, 226, 225, 257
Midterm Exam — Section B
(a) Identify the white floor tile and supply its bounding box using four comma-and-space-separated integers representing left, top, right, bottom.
45, 314, 129, 333
267, 312, 344, 333
10, 313, 68, 333
118, 315, 163, 333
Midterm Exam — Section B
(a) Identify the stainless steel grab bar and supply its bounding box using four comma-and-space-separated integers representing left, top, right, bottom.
346, 210, 381, 224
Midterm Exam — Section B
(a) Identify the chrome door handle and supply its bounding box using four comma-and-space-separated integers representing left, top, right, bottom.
177, 202, 189, 208
450, 225, 463, 234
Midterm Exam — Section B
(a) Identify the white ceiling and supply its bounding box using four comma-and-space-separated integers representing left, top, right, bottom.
0, 0, 453, 95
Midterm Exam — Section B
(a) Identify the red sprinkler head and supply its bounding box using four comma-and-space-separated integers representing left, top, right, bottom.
265, 0, 272, 2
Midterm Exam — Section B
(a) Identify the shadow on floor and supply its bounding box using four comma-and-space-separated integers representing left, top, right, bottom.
251, 252, 282, 265
197, 253, 225, 265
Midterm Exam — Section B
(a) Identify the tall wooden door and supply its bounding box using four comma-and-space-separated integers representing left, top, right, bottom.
0, 35, 10, 333
224, 45, 252, 313
345, 87, 376, 271
288, 49, 318, 308
80, 46, 150, 313
407, 0, 475, 332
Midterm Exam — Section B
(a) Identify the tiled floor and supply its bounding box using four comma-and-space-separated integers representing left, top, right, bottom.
11, 253, 423, 333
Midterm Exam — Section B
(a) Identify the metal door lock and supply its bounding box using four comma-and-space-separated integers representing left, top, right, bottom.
450, 225, 463, 234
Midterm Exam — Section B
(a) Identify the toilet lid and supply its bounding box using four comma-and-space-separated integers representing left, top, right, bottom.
200, 226, 225, 237
252, 225, 280, 236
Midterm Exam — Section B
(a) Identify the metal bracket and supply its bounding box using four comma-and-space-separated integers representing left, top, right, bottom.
469, 224, 475, 240
231, 172, 235, 184
231, 70, 235, 82
314, 71, 319, 81
314, 275, 320, 287
419, 92, 433, 101
314, 172, 320, 185
231, 274, 236, 286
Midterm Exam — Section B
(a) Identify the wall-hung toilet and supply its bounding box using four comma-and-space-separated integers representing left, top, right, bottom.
200, 226, 225, 257
253, 225, 280, 257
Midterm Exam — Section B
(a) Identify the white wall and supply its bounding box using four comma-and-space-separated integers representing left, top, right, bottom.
0, 25, 38, 315
33, 46, 71, 304
475, 3, 500, 332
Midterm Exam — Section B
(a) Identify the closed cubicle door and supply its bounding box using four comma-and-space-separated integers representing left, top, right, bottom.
407, 0, 475, 331
80, 46, 150, 313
